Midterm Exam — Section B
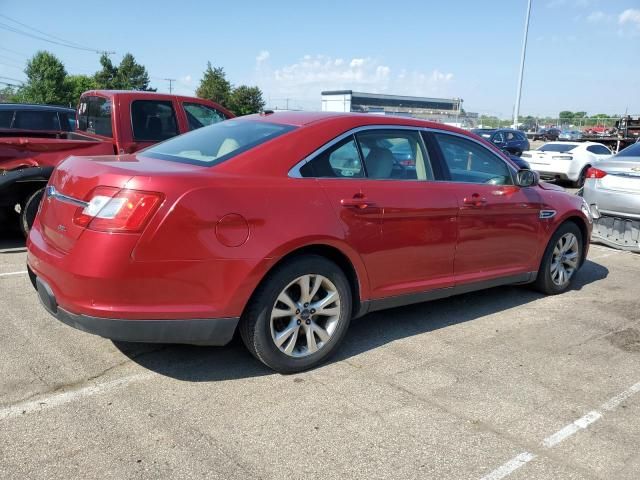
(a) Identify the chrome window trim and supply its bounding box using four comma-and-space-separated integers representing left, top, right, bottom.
288, 125, 517, 183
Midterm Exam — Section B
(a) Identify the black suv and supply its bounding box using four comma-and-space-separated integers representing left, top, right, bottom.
471, 128, 530, 156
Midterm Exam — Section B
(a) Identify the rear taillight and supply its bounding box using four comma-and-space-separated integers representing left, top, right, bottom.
73, 187, 163, 232
586, 167, 607, 179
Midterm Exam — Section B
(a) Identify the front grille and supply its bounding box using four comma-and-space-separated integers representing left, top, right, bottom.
593, 215, 640, 247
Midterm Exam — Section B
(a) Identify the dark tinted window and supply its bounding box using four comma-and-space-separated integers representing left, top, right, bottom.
78, 96, 112, 137
586, 145, 610, 155
0, 110, 13, 128
301, 137, 364, 178
616, 143, 640, 158
131, 100, 178, 141
184, 102, 226, 131
537, 143, 577, 153
13, 110, 60, 130
142, 119, 294, 166
58, 112, 74, 131
434, 133, 513, 185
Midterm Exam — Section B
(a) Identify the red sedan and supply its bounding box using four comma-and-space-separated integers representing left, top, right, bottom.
27, 112, 593, 373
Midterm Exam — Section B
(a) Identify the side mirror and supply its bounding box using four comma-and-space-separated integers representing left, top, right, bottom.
516, 169, 539, 187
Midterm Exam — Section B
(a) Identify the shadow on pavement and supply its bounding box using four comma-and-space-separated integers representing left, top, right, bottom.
0, 231, 25, 251
118, 259, 608, 382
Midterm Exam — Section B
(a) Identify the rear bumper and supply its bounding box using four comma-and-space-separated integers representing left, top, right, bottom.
32, 270, 239, 345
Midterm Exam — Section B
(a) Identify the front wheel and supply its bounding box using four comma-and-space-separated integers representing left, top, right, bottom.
20, 187, 45, 238
240, 255, 352, 373
534, 222, 583, 295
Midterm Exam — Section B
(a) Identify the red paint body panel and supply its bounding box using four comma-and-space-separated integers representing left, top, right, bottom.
28, 112, 592, 327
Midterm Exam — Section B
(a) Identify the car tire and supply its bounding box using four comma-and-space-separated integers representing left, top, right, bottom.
572, 166, 589, 188
534, 222, 583, 295
239, 255, 352, 373
20, 187, 44, 238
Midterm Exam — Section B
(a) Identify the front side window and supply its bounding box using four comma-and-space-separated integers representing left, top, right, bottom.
142, 119, 294, 166
492, 132, 505, 143
356, 130, 433, 180
131, 100, 178, 141
434, 133, 513, 185
77, 96, 112, 137
300, 137, 364, 178
184, 102, 227, 131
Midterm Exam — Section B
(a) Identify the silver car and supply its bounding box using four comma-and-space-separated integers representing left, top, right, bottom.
582, 142, 640, 251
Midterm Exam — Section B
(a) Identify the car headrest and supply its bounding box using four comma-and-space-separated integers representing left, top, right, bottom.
365, 147, 394, 179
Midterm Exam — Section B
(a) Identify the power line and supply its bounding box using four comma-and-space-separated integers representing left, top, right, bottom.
0, 21, 112, 54
0, 13, 90, 50
0, 75, 25, 84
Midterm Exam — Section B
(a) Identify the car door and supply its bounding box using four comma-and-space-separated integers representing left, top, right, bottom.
298, 128, 458, 300
428, 131, 544, 285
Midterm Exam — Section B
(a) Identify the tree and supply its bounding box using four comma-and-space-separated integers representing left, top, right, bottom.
21, 51, 69, 105
228, 85, 265, 116
559, 110, 574, 121
0, 85, 21, 103
196, 62, 232, 106
63, 74, 97, 106
94, 53, 154, 91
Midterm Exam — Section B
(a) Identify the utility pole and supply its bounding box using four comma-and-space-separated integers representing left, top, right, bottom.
164, 78, 176, 94
513, 0, 532, 129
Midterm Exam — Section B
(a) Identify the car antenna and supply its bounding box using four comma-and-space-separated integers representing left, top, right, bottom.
260, 109, 275, 116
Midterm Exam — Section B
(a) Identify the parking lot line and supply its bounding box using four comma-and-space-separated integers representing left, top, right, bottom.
0, 270, 27, 277
0, 372, 152, 421
479, 380, 640, 480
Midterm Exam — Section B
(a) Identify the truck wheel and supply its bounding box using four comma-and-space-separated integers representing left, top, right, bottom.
20, 188, 45, 238
240, 255, 352, 373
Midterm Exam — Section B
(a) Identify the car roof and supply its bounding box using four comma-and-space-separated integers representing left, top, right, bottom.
0, 103, 75, 113
243, 110, 473, 132
83, 89, 213, 103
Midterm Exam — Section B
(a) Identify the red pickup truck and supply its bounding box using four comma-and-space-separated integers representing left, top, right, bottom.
1, 90, 233, 235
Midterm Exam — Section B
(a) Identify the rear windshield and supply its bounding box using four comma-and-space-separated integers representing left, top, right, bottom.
537, 144, 577, 153
617, 142, 640, 158
142, 119, 295, 166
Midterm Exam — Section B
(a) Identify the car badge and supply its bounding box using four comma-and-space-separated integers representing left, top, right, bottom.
57, 224, 66, 232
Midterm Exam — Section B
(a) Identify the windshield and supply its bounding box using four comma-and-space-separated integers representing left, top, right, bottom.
537, 144, 577, 153
616, 142, 640, 159
141, 119, 295, 166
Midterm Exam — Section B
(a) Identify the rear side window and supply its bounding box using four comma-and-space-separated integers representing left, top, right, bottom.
131, 100, 178, 141
142, 119, 295, 166
586, 145, 611, 155
434, 133, 513, 185
300, 137, 364, 178
78, 96, 112, 137
0, 110, 14, 128
13, 110, 61, 130
184, 102, 227, 131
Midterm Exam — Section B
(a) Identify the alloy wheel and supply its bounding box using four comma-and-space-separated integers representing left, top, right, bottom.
270, 274, 342, 358
550, 233, 579, 286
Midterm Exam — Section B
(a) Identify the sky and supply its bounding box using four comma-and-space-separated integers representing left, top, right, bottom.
0, 0, 639, 118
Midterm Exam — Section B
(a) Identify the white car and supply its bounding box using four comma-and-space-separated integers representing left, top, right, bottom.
522, 142, 612, 187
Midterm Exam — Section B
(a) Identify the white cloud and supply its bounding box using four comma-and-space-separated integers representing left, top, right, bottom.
256, 50, 270, 64
586, 11, 608, 23
181, 74, 192, 84
255, 53, 454, 110
619, 8, 640, 26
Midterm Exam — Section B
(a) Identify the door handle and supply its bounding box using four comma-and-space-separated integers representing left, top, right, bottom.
463, 194, 488, 208
341, 197, 376, 209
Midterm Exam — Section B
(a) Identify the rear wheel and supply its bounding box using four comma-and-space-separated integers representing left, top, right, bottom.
572, 166, 590, 188
534, 222, 582, 295
240, 255, 352, 373
20, 187, 44, 238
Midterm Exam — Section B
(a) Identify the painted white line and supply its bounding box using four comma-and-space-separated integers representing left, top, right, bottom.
0, 372, 152, 421
0, 270, 27, 277
479, 380, 640, 479
479, 452, 536, 480
541, 411, 601, 448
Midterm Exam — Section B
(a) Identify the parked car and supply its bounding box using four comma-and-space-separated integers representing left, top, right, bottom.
559, 130, 583, 141
530, 128, 561, 141
0, 104, 75, 132
28, 112, 592, 373
0, 90, 233, 236
522, 141, 612, 187
582, 142, 640, 252
471, 128, 530, 156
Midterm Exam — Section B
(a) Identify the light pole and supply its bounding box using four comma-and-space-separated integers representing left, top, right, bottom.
513, 0, 532, 129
